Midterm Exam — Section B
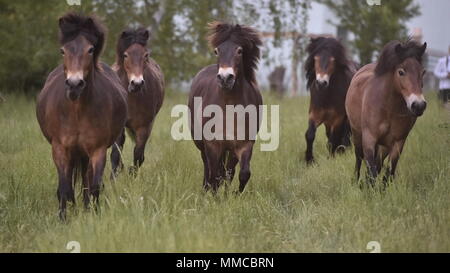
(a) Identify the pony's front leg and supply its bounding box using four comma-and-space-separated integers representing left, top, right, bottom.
237, 144, 254, 193
305, 119, 317, 163
130, 127, 150, 176
89, 148, 107, 208
204, 143, 222, 193
52, 144, 75, 221
383, 139, 406, 185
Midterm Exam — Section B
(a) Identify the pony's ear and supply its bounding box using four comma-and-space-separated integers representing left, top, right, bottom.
58, 17, 67, 29
142, 29, 150, 41
121, 30, 129, 38
58, 17, 64, 27
419, 42, 427, 56
84, 17, 94, 29
395, 43, 404, 55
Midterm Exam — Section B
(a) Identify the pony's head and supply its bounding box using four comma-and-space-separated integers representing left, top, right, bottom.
305, 37, 348, 90
376, 39, 427, 116
58, 13, 105, 100
116, 28, 150, 93
208, 22, 262, 90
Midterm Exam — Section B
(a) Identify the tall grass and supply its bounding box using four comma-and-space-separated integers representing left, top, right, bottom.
0, 91, 448, 252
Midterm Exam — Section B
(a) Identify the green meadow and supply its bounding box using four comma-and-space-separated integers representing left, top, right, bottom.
0, 91, 448, 252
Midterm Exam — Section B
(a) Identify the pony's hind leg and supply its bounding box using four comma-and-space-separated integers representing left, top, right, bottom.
130, 127, 150, 176
200, 149, 210, 191
110, 129, 126, 180
80, 155, 90, 209
225, 153, 239, 183
52, 144, 75, 221
305, 119, 317, 164
354, 144, 363, 182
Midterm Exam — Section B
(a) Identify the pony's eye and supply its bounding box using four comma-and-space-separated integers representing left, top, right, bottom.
144, 53, 149, 59
214, 48, 218, 56
124, 53, 128, 59
60, 48, 65, 55
398, 69, 405, 76
237, 47, 243, 55
88, 47, 94, 54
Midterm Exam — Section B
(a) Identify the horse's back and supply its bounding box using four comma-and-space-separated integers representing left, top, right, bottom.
345, 63, 376, 135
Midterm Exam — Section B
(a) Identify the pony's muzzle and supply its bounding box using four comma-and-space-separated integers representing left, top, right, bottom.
406, 94, 426, 117
128, 76, 145, 93
217, 73, 235, 90
65, 78, 85, 100
411, 100, 427, 116
316, 80, 329, 89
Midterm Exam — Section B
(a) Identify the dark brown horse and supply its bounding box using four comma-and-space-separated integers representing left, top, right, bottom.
304, 37, 355, 163
111, 28, 164, 177
346, 39, 427, 184
36, 13, 128, 219
188, 22, 263, 193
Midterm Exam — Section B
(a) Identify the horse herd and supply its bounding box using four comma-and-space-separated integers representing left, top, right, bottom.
35, 13, 428, 220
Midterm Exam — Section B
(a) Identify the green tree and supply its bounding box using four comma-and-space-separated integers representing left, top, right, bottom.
319, 0, 420, 64
0, 0, 68, 93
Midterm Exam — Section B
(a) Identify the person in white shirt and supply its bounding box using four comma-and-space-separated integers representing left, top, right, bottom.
433, 46, 450, 103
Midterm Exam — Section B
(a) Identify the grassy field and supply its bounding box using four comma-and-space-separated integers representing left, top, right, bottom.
0, 91, 448, 253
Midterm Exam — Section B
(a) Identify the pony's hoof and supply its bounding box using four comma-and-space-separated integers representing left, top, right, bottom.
128, 166, 138, 177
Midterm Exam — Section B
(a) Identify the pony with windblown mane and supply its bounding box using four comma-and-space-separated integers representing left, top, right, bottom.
303, 37, 355, 164
346, 39, 427, 185
36, 13, 128, 220
188, 22, 263, 193
110, 27, 164, 178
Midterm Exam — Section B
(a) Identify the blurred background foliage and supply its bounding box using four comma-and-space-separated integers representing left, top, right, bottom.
0, 0, 420, 94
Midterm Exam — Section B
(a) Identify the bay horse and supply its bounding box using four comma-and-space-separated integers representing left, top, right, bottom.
111, 27, 164, 177
304, 37, 354, 164
36, 13, 128, 220
345, 39, 427, 184
188, 22, 263, 193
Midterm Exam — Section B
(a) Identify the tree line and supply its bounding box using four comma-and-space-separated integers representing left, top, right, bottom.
0, 0, 419, 94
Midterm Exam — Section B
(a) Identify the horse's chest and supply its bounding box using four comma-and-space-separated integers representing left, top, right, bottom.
379, 116, 415, 147
52, 111, 111, 148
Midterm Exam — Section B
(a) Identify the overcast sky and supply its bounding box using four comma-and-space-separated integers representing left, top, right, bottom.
307, 0, 450, 53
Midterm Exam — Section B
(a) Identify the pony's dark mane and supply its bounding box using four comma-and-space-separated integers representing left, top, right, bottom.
375, 39, 427, 76
208, 21, 262, 85
305, 37, 350, 89
116, 27, 149, 66
58, 12, 106, 67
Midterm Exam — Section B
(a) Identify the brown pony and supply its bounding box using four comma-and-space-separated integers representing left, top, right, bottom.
36, 13, 128, 219
188, 22, 263, 193
111, 28, 164, 177
304, 37, 355, 163
345, 39, 427, 183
